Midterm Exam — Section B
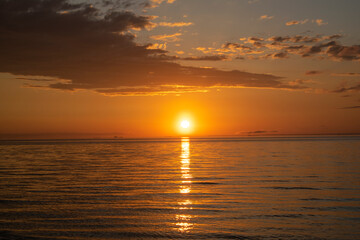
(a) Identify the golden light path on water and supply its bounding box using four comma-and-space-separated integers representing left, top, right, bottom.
175, 137, 193, 232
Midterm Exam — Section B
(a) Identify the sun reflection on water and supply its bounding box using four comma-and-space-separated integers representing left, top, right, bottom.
180, 138, 192, 194
175, 137, 194, 233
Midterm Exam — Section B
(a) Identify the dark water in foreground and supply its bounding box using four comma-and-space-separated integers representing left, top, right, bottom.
0, 136, 360, 240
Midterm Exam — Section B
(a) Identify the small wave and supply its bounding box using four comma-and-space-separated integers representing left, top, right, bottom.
264, 186, 321, 190
193, 181, 219, 185
301, 197, 360, 202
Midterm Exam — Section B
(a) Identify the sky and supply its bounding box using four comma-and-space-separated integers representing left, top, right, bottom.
0, 0, 359, 139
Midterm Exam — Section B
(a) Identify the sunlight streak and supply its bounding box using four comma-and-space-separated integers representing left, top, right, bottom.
175, 137, 194, 232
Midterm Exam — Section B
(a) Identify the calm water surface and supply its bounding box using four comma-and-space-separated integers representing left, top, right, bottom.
0, 136, 360, 239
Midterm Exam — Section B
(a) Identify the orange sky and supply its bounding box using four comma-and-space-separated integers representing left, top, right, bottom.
0, 0, 359, 139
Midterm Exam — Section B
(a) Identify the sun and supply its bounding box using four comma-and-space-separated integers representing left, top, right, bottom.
176, 114, 194, 135
180, 120, 190, 129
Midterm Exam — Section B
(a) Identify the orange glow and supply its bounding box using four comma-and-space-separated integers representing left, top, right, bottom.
177, 114, 195, 136
178, 199, 192, 205
1, 0, 360, 140
175, 222, 193, 232
181, 120, 190, 129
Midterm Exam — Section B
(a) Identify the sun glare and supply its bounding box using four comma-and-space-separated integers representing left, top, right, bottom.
176, 115, 194, 135
181, 120, 190, 129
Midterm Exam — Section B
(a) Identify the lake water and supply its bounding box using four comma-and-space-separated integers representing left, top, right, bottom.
0, 136, 360, 239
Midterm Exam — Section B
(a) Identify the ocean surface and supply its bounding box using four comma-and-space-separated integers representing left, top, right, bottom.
0, 136, 360, 240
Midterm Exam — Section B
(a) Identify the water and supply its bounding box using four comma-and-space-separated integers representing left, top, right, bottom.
0, 136, 360, 239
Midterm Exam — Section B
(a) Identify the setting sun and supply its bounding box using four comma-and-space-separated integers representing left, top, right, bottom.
1, 1, 359, 239
181, 120, 190, 129
176, 114, 194, 135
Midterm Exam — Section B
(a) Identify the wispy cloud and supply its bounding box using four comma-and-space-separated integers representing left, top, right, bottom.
95, 86, 207, 96
146, 43, 167, 50
286, 18, 328, 27
331, 73, 360, 77
314, 19, 327, 26
286, 19, 308, 26
243, 130, 278, 135
198, 34, 360, 62
158, 22, 193, 27
259, 15, 274, 21
150, 33, 182, 41
332, 83, 360, 93
145, 0, 177, 8
339, 105, 360, 109
181, 55, 228, 61
305, 70, 323, 75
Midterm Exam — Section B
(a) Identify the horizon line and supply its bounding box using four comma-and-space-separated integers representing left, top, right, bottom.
1, 132, 360, 141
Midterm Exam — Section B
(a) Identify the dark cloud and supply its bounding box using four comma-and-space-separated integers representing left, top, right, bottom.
332, 83, 360, 93
284, 45, 306, 52
305, 70, 322, 75
331, 73, 360, 77
211, 34, 359, 62
248, 37, 264, 42
301, 41, 337, 57
182, 55, 227, 61
0, 0, 301, 95
16, 77, 55, 82
339, 105, 360, 109
289, 79, 313, 86
269, 35, 324, 43
269, 34, 341, 44
326, 44, 360, 61
95, 86, 207, 96
268, 36, 291, 43
272, 52, 288, 59
285, 19, 308, 26
243, 130, 278, 135
259, 52, 288, 60
324, 34, 342, 40
223, 42, 252, 50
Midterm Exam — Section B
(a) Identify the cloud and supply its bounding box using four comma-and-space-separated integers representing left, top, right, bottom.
314, 19, 327, 26
286, 18, 328, 27
269, 34, 340, 43
0, 0, 302, 96
301, 41, 337, 57
150, 33, 182, 41
146, 43, 167, 50
331, 73, 360, 77
258, 52, 288, 59
326, 44, 360, 61
286, 19, 308, 26
332, 83, 360, 93
305, 70, 323, 75
144, 0, 176, 8
241, 130, 279, 135
223, 43, 252, 50
289, 79, 314, 86
324, 34, 342, 40
182, 55, 228, 61
95, 86, 207, 96
339, 105, 360, 109
259, 15, 274, 20
201, 34, 359, 62
158, 22, 193, 27
271, 52, 288, 59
